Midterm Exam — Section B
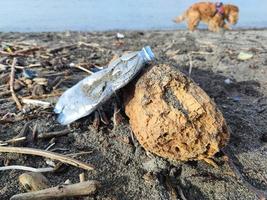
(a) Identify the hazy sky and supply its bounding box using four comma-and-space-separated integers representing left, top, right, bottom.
0, 0, 266, 32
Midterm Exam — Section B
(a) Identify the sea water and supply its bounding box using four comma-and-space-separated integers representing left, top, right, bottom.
0, 0, 266, 32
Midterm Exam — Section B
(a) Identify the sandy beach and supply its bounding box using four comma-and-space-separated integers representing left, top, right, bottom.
0, 29, 267, 199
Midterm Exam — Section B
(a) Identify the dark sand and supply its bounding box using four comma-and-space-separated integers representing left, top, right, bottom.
0, 30, 266, 199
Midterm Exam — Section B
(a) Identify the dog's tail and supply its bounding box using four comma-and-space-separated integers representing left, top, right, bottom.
173, 12, 187, 23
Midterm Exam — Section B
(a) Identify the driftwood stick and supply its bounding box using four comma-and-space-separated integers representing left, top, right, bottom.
47, 44, 76, 53
10, 180, 100, 200
0, 165, 54, 173
10, 58, 22, 110
79, 173, 85, 182
0, 47, 42, 56
70, 63, 93, 74
75, 65, 93, 74
66, 151, 94, 157
37, 129, 70, 140
0, 146, 94, 171
15, 47, 43, 55
22, 92, 63, 99
4, 137, 27, 144
21, 99, 51, 108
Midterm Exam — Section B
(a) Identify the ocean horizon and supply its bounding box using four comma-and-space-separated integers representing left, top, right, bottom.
0, 0, 267, 32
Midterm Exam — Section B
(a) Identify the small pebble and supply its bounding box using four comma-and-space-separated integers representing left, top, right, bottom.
224, 78, 232, 84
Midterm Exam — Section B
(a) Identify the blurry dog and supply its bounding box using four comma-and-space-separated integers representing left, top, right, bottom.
173, 2, 239, 32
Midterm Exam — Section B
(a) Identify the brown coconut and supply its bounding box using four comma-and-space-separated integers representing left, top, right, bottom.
124, 64, 230, 161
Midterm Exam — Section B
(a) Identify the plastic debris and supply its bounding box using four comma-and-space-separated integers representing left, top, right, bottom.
237, 52, 253, 60
22, 69, 38, 79
116, 33, 125, 39
54, 46, 155, 125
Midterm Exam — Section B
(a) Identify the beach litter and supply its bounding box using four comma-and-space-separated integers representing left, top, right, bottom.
237, 51, 253, 60
116, 32, 125, 39
54, 46, 155, 125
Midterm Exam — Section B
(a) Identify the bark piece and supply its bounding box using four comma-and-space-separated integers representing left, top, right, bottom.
124, 64, 230, 161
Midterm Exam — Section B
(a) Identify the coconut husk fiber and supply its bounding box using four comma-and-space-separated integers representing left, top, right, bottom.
124, 64, 230, 161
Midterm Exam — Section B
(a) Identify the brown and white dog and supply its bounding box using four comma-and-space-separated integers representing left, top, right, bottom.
173, 2, 239, 32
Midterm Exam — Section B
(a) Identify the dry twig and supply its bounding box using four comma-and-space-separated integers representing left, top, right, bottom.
10, 58, 22, 110
22, 92, 63, 99
70, 63, 93, 74
21, 99, 51, 108
0, 129, 70, 145
0, 146, 94, 171
79, 173, 85, 182
10, 180, 100, 200
0, 165, 54, 173
37, 129, 70, 140
47, 44, 76, 53
0, 122, 31, 145
0, 47, 43, 56
65, 151, 94, 157
3, 137, 26, 145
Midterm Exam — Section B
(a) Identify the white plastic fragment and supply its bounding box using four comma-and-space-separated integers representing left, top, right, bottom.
237, 52, 253, 60
116, 33, 125, 39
